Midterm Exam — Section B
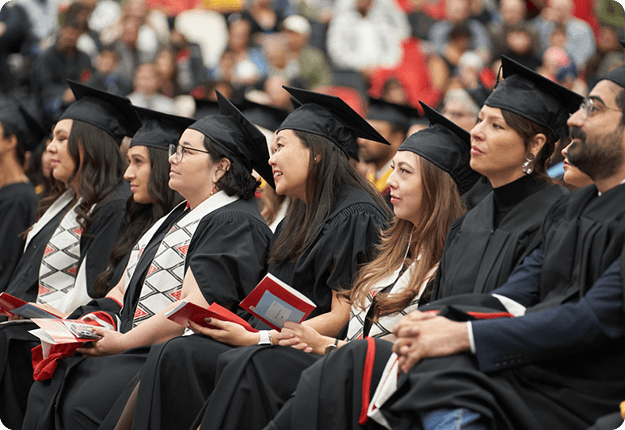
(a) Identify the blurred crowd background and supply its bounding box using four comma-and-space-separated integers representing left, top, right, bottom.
0, 0, 624, 134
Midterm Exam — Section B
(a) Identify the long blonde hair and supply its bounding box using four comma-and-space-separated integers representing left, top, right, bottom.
350, 155, 466, 321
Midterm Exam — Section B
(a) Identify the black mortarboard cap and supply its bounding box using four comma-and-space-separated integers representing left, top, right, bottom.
193, 98, 220, 120
398, 102, 480, 195
0, 96, 46, 151
60, 80, 142, 144
366, 98, 420, 134
239, 99, 289, 132
277, 86, 390, 159
596, 39, 625, 91
466, 81, 491, 109
485, 55, 583, 140
131, 106, 195, 151
189, 91, 274, 189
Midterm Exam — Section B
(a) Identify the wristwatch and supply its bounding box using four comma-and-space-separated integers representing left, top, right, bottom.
324, 338, 339, 355
258, 330, 272, 345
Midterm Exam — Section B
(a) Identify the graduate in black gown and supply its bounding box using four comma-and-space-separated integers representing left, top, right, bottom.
188, 102, 481, 430
431, 56, 583, 300
267, 60, 625, 430
0, 82, 143, 429
114, 86, 393, 430
22, 91, 274, 430
0, 97, 45, 292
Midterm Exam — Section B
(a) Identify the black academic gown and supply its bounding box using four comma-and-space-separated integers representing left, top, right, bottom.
0, 182, 37, 293
125, 186, 389, 430
432, 176, 567, 299
0, 183, 129, 430
22, 198, 272, 430
272, 183, 625, 430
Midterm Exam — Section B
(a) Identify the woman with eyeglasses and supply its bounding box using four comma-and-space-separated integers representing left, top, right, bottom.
104, 87, 392, 430
21, 93, 274, 430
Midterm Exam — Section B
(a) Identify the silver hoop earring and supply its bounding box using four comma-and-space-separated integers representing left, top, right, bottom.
522, 153, 535, 175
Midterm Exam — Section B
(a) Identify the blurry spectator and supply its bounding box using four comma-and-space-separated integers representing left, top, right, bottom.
15, 0, 61, 49
128, 63, 175, 113
327, 0, 410, 74
75, 0, 103, 63
532, 0, 595, 68
369, 39, 446, 108
555, 61, 586, 95
441, 87, 479, 131
293, 0, 334, 53
429, 0, 491, 64
0, 2, 32, 93
174, 7, 228, 71
538, 46, 569, 80
156, 49, 183, 97
407, 0, 436, 40
500, 22, 541, 70
88, 46, 133, 95
168, 28, 206, 92
221, 19, 268, 91
489, 0, 540, 62
31, 3, 92, 127
281, 15, 331, 89
241, 0, 286, 46
27, 136, 53, 199
469, 0, 494, 26
440, 23, 472, 77
264, 75, 293, 109
455, 50, 482, 89
113, 16, 149, 83
264, 35, 297, 82
586, 25, 624, 88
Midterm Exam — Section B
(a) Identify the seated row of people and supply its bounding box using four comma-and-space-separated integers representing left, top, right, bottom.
0, 53, 622, 430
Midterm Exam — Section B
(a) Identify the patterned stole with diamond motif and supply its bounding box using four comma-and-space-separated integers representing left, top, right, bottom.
126, 191, 238, 327
346, 260, 422, 342
36, 198, 84, 305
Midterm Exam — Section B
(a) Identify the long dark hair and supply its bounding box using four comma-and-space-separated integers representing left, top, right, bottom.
203, 135, 260, 200
269, 131, 392, 265
36, 120, 125, 234
500, 109, 558, 183
93, 146, 183, 295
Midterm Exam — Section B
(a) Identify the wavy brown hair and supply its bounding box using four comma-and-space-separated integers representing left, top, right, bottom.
269, 131, 392, 265
36, 120, 125, 235
92, 147, 183, 295
350, 155, 466, 320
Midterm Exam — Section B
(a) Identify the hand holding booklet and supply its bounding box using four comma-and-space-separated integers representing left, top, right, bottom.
165, 301, 258, 333
239, 273, 316, 331
0, 292, 63, 319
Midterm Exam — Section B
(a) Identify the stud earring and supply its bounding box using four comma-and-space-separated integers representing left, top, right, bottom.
522, 153, 535, 175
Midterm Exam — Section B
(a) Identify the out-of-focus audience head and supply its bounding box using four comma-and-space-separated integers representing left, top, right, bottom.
447, 0, 471, 24
134, 63, 162, 95
282, 15, 312, 52
442, 88, 479, 132
500, 0, 526, 26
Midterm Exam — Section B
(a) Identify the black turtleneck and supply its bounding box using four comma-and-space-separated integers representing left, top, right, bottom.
492, 174, 547, 228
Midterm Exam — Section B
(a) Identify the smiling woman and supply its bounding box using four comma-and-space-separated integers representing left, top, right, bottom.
22, 91, 274, 430
0, 81, 142, 430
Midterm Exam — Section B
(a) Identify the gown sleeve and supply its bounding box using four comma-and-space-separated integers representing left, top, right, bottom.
186, 210, 272, 307
82, 197, 128, 298
314, 202, 388, 293
0, 188, 37, 292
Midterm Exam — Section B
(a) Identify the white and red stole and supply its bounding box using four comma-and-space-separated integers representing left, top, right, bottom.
123, 191, 238, 327
346, 259, 423, 342
34, 192, 83, 308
